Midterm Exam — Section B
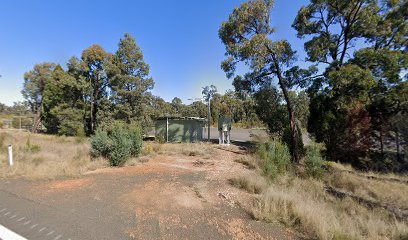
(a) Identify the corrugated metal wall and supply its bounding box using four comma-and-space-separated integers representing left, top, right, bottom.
155, 119, 204, 143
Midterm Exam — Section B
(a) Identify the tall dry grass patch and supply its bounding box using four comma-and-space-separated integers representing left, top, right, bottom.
252, 177, 408, 240
0, 130, 108, 180
142, 141, 213, 158
327, 171, 408, 210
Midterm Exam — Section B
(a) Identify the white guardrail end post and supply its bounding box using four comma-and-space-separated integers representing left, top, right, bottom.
8, 145, 13, 167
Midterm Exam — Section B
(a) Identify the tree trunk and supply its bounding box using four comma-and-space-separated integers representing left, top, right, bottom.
273, 57, 300, 163
379, 129, 384, 156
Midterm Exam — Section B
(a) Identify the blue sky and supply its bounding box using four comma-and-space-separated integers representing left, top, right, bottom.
0, 0, 309, 106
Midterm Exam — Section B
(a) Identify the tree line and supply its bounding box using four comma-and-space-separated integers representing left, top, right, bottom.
5, 33, 272, 135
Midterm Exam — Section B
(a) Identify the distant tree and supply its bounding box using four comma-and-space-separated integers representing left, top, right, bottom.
171, 97, 183, 113
0, 103, 7, 113
219, 0, 309, 162
22, 62, 56, 132
190, 101, 207, 118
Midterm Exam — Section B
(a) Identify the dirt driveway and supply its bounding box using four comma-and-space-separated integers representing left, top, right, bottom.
0, 144, 297, 240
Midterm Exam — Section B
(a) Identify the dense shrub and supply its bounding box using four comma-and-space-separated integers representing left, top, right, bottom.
90, 123, 143, 166
128, 124, 143, 156
108, 125, 132, 166
90, 129, 112, 158
304, 143, 326, 179
258, 139, 291, 180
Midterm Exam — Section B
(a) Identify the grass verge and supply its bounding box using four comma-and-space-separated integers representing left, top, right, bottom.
0, 130, 108, 180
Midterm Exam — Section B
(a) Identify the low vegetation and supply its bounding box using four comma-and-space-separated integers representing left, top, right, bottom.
231, 140, 408, 240
90, 123, 143, 166
141, 141, 213, 158
0, 130, 108, 180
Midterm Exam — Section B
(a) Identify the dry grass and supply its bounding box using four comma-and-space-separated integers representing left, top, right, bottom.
0, 129, 108, 180
229, 172, 268, 194
252, 176, 408, 240
329, 162, 408, 182
142, 141, 213, 158
326, 170, 408, 210
234, 155, 258, 169
229, 154, 408, 239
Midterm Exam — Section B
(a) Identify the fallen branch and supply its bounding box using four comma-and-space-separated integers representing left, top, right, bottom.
324, 186, 408, 222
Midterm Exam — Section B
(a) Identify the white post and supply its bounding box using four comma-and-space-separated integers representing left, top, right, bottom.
166, 117, 169, 143
8, 145, 13, 166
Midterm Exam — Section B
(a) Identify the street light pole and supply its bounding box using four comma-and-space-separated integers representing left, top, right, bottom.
202, 85, 217, 142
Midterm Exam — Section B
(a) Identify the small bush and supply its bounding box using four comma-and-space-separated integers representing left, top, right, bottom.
258, 139, 291, 180
304, 143, 326, 179
90, 129, 112, 158
109, 125, 132, 166
90, 123, 144, 166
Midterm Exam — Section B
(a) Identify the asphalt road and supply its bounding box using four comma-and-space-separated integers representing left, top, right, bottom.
203, 127, 268, 142
0, 177, 136, 240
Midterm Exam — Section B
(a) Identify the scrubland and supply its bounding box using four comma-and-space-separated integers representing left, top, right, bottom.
232, 143, 408, 240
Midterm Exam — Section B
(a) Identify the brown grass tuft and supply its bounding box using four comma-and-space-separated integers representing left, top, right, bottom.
234, 155, 258, 169
229, 173, 268, 194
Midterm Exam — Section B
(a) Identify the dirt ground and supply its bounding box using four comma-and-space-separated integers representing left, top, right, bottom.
1, 144, 298, 239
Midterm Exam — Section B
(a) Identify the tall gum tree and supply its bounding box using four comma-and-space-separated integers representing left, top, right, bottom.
219, 0, 306, 162
81, 44, 110, 133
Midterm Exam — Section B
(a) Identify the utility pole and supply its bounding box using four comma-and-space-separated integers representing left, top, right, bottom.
202, 85, 217, 142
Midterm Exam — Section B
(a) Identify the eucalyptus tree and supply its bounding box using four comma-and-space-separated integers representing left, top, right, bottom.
22, 62, 56, 132
81, 44, 110, 133
293, 0, 407, 163
219, 0, 310, 162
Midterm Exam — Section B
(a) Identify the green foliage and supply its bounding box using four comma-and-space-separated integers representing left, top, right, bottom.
304, 143, 326, 179
293, 0, 407, 169
128, 123, 143, 157
254, 87, 287, 136
90, 129, 112, 158
258, 139, 291, 180
108, 124, 133, 166
90, 122, 143, 166
22, 63, 56, 115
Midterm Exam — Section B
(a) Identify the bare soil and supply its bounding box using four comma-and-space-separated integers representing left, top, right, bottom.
1, 144, 298, 239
